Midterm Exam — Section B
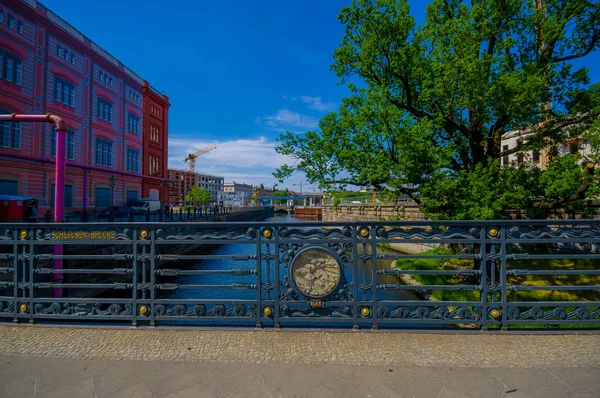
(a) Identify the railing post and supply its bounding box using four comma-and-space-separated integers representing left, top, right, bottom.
480, 227, 488, 331
352, 224, 359, 330
150, 227, 156, 327
370, 224, 378, 330
27, 227, 34, 324
256, 230, 262, 329
12, 228, 18, 323
132, 227, 138, 327
179, 207, 182, 220
500, 226, 507, 332
274, 226, 280, 329
145, 208, 150, 222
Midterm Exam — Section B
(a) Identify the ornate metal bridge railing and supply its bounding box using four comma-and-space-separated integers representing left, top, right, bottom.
0, 220, 598, 330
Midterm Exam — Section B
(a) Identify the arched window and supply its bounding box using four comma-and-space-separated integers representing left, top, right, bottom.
0, 109, 20, 149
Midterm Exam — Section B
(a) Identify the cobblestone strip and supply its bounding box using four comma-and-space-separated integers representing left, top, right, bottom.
0, 326, 598, 368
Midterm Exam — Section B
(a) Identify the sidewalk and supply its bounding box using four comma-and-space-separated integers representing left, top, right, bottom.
0, 325, 598, 397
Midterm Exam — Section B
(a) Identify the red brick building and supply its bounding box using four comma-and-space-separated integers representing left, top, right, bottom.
142, 82, 170, 203
0, 0, 169, 214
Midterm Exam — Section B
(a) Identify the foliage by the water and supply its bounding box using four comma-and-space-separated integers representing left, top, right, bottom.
275, 0, 600, 220
393, 247, 600, 303
185, 186, 211, 206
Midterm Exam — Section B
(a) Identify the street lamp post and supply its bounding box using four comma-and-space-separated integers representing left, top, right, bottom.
108, 175, 116, 221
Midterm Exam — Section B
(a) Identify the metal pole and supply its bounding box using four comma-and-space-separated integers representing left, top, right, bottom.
54, 125, 67, 298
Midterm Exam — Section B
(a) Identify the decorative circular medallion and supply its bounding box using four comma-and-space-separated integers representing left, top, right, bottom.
290, 247, 342, 299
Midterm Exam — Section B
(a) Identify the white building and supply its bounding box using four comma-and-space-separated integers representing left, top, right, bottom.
196, 173, 224, 203
501, 130, 592, 169
220, 182, 254, 206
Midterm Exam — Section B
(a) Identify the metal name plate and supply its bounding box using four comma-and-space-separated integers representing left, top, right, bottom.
51, 231, 116, 240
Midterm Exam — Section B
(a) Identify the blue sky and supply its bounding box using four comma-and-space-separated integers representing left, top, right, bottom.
46, 0, 598, 190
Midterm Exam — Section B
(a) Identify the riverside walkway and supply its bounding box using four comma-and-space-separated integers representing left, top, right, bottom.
0, 325, 598, 397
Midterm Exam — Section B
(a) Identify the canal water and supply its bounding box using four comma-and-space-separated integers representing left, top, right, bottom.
160, 213, 415, 303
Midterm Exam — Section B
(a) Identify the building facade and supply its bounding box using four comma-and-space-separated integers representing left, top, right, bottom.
220, 182, 253, 206
167, 169, 224, 204
501, 130, 592, 169
0, 0, 168, 213
249, 185, 274, 206
142, 82, 170, 203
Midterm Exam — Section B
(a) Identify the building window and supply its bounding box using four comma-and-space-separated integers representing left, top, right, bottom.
17, 21, 23, 34
95, 138, 112, 167
128, 113, 139, 134
0, 48, 22, 85
532, 149, 540, 163
128, 91, 140, 103
149, 155, 160, 176
54, 76, 75, 106
98, 70, 112, 86
51, 128, 75, 160
97, 98, 113, 122
0, 109, 20, 149
51, 185, 73, 208
8, 15, 13, 29
126, 148, 139, 173
56, 45, 73, 63
502, 145, 508, 166
0, 9, 3, 23
150, 125, 159, 142
569, 142, 578, 154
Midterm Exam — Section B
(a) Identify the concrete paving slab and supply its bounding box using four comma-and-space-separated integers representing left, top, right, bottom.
0, 325, 598, 397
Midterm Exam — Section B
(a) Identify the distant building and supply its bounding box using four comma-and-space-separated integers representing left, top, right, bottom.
250, 185, 275, 205
167, 169, 223, 204
501, 130, 592, 169
0, 0, 169, 212
220, 181, 253, 206
142, 82, 170, 203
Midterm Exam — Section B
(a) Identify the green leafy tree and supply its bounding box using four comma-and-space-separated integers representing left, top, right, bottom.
275, 0, 600, 219
186, 186, 211, 206
273, 189, 289, 205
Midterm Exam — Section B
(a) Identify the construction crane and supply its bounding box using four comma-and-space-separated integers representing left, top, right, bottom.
184, 145, 216, 173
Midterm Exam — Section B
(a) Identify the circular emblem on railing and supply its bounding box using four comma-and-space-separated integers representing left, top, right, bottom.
290, 247, 342, 299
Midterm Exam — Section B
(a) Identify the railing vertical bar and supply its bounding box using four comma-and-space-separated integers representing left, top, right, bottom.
370, 225, 377, 330
131, 228, 138, 326
274, 227, 280, 329
142, 245, 147, 301
12, 229, 18, 323
500, 226, 507, 331
256, 231, 262, 328
352, 225, 358, 330
28, 228, 34, 323
150, 228, 156, 327
480, 227, 488, 331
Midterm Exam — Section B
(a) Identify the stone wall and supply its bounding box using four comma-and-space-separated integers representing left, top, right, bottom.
323, 201, 600, 222
322, 204, 425, 222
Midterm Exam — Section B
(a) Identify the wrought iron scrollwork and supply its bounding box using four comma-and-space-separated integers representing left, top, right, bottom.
377, 305, 481, 321
153, 303, 256, 318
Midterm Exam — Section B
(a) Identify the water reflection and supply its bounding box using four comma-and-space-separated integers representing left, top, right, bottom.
161, 214, 416, 302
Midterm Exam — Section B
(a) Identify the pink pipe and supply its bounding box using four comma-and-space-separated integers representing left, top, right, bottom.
0, 114, 67, 298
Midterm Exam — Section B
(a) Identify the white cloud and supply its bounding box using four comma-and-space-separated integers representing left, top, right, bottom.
301, 96, 336, 112
168, 136, 294, 186
256, 109, 319, 130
